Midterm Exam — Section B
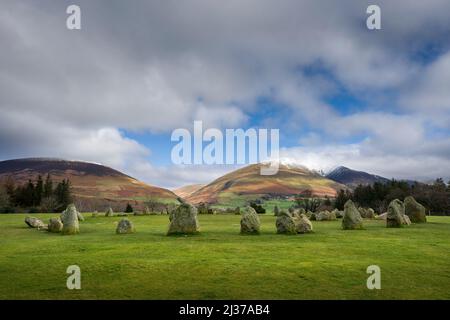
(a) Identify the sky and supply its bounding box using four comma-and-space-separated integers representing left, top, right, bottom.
1, 0, 450, 188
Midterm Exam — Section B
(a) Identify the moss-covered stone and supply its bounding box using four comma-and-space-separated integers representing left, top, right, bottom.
240, 206, 260, 235
24, 216, 46, 229
404, 196, 427, 223
296, 214, 313, 234
342, 200, 363, 230
276, 211, 297, 235
167, 203, 200, 235
387, 199, 406, 228
48, 217, 63, 233
61, 205, 79, 235
116, 218, 135, 234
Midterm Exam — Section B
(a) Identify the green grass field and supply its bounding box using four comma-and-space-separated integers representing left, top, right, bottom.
1, 214, 449, 300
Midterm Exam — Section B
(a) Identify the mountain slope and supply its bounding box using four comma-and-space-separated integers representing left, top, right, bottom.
326, 166, 389, 188
173, 184, 205, 199
0, 158, 178, 210
186, 163, 347, 206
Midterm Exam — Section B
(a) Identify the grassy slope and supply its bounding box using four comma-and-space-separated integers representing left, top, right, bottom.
0, 214, 449, 300
186, 164, 346, 206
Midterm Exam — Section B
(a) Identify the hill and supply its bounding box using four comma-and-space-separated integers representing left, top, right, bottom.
326, 166, 389, 188
0, 158, 178, 210
185, 163, 346, 206
173, 184, 205, 199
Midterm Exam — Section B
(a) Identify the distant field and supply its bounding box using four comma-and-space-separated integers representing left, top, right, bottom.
0, 214, 449, 299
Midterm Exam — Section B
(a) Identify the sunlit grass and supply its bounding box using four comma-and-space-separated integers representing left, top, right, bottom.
0, 214, 449, 299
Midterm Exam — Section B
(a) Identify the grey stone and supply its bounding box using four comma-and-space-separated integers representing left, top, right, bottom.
105, 207, 114, 217
48, 217, 63, 233
61, 204, 80, 235
276, 211, 297, 235
25, 216, 46, 229
296, 214, 313, 234
404, 196, 427, 223
387, 199, 406, 228
116, 218, 135, 234
167, 203, 200, 235
342, 200, 363, 230
240, 206, 260, 234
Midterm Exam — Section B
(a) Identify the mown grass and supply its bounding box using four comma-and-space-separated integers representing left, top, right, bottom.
0, 214, 449, 300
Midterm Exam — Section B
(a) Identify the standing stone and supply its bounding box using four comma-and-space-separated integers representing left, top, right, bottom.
25, 217, 46, 229
167, 203, 200, 235
276, 211, 297, 235
48, 218, 63, 233
240, 206, 260, 234
342, 200, 363, 230
61, 204, 80, 235
143, 206, 151, 215
404, 196, 427, 223
116, 218, 135, 234
296, 214, 313, 234
61, 204, 84, 221
387, 199, 406, 228
105, 207, 114, 217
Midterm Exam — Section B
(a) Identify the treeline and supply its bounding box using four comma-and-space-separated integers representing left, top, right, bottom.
0, 174, 73, 213
334, 178, 450, 215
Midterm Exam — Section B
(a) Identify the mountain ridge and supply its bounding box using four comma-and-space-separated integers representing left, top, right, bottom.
0, 158, 178, 210
185, 163, 347, 205
325, 166, 389, 187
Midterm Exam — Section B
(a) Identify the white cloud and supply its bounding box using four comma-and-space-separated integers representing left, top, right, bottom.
1, 0, 450, 187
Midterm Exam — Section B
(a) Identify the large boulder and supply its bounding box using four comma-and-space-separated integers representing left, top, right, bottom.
116, 218, 135, 234
25, 217, 46, 229
61, 205, 80, 235
276, 211, 297, 235
167, 203, 200, 235
296, 214, 313, 234
404, 196, 427, 223
105, 207, 114, 217
342, 200, 363, 230
48, 217, 63, 233
387, 199, 406, 228
240, 206, 261, 234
